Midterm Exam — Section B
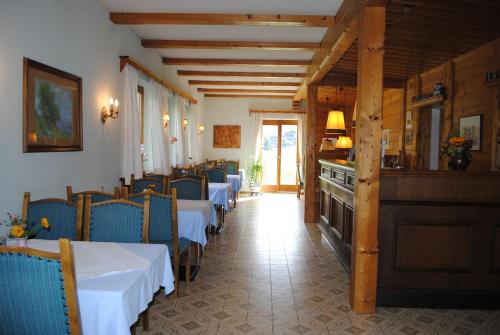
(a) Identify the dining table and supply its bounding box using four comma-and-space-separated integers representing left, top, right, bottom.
208, 182, 232, 209
177, 199, 217, 247
18, 239, 174, 335
227, 174, 242, 208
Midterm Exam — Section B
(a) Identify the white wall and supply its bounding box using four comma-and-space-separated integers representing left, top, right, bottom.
202, 97, 294, 189
0, 0, 202, 227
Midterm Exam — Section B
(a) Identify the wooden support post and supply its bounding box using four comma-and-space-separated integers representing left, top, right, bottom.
304, 84, 319, 223
440, 60, 454, 170
350, 6, 386, 313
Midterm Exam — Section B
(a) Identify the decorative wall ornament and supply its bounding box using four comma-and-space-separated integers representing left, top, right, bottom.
460, 114, 482, 151
213, 125, 241, 148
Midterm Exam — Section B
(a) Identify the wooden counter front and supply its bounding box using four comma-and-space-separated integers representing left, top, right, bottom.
377, 170, 500, 308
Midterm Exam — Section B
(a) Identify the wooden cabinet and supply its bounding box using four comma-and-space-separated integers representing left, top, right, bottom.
318, 160, 355, 269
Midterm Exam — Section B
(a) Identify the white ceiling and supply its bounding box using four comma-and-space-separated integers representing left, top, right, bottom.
100, 0, 343, 99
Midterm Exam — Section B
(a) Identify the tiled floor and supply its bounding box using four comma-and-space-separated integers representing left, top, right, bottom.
139, 193, 500, 335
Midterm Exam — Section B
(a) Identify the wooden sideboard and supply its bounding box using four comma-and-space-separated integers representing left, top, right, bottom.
377, 170, 500, 308
318, 159, 355, 268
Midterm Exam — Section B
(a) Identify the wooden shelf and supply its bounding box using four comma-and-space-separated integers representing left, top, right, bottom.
411, 95, 444, 109
485, 78, 500, 88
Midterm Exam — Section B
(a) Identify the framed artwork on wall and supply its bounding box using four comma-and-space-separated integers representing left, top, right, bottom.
459, 114, 481, 151
23, 58, 82, 152
213, 125, 241, 148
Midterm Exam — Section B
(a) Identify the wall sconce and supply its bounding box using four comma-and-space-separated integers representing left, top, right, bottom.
163, 114, 170, 128
197, 125, 205, 134
183, 118, 188, 129
101, 97, 119, 124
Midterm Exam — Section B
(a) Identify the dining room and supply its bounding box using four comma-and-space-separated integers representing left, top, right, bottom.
1, 0, 500, 335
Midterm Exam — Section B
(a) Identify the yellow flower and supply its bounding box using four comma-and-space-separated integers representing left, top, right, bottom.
41, 217, 49, 229
10, 225, 25, 238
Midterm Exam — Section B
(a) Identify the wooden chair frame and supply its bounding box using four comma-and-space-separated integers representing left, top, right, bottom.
0, 239, 81, 334
222, 160, 240, 175
206, 166, 228, 183
130, 175, 167, 194
167, 176, 207, 200
22, 192, 84, 241
83, 194, 150, 244
66, 186, 119, 203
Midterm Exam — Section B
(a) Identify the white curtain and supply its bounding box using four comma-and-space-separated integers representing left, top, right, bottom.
121, 65, 142, 184
143, 80, 169, 174
174, 95, 186, 166
252, 113, 264, 161
297, 113, 306, 179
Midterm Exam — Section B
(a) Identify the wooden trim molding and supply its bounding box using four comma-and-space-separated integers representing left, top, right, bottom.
189, 80, 301, 87
177, 70, 306, 78
249, 109, 306, 114
142, 40, 320, 51
110, 13, 334, 27
119, 56, 197, 104
205, 94, 294, 99
163, 58, 310, 67
198, 88, 296, 94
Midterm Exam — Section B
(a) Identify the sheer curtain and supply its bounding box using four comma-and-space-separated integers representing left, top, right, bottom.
186, 104, 201, 165
143, 80, 169, 174
174, 95, 186, 166
297, 113, 306, 179
121, 65, 142, 183
252, 113, 264, 161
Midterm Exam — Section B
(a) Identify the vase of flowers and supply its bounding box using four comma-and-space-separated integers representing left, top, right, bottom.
2, 213, 50, 247
441, 134, 473, 171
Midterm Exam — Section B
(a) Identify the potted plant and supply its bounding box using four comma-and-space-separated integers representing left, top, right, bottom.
441, 133, 473, 170
249, 160, 263, 196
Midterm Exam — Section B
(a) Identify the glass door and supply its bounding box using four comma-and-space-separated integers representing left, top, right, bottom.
261, 120, 298, 192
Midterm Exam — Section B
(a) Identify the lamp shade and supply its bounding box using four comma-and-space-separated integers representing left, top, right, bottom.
325, 110, 346, 135
352, 101, 357, 127
319, 138, 336, 152
335, 136, 353, 149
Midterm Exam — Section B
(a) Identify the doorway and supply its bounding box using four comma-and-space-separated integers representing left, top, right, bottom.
417, 107, 441, 170
261, 120, 298, 192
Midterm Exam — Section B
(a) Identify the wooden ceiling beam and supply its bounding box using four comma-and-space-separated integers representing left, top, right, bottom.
198, 88, 297, 94
205, 94, 294, 99
189, 80, 301, 86
142, 40, 320, 51
249, 109, 306, 114
320, 71, 406, 88
110, 13, 333, 27
294, 0, 376, 101
177, 70, 305, 78
163, 58, 310, 67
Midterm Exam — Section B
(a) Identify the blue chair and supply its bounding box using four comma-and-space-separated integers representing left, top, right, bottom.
222, 160, 239, 175
127, 190, 191, 296
167, 176, 207, 200
206, 167, 227, 183
84, 194, 150, 243
66, 186, 118, 204
171, 166, 195, 178
131, 175, 166, 194
22, 192, 84, 241
143, 173, 166, 183
0, 239, 81, 335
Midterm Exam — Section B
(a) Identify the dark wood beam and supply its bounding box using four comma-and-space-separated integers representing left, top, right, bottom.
163, 58, 310, 67
188, 80, 301, 86
110, 12, 334, 27
321, 71, 406, 88
304, 84, 318, 223
142, 40, 320, 51
177, 70, 306, 78
198, 88, 296, 94
205, 94, 294, 99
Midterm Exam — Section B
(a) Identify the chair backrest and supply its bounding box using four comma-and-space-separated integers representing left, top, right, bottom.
205, 160, 217, 168
84, 194, 150, 243
0, 239, 81, 335
206, 167, 227, 183
167, 177, 206, 200
66, 186, 118, 204
22, 192, 84, 241
127, 190, 177, 243
143, 172, 166, 183
222, 160, 239, 175
171, 166, 196, 178
131, 175, 166, 194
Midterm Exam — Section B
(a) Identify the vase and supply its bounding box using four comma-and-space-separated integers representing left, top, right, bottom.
448, 154, 471, 171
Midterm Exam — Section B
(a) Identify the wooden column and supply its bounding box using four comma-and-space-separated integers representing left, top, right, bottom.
350, 6, 386, 313
304, 84, 319, 223
440, 60, 454, 170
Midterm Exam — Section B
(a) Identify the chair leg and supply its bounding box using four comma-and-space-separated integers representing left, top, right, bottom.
142, 308, 149, 331
174, 256, 180, 298
185, 247, 191, 290
131, 324, 137, 335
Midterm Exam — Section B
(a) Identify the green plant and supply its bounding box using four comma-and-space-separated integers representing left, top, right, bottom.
249, 160, 263, 184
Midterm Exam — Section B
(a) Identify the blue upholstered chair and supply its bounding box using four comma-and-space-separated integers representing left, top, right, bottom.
66, 186, 118, 204
171, 166, 195, 179
167, 177, 206, 200
131, 175, 167, 194
127, 190, 191, 296
206, 167, 227, 183
84, 194, 150, 243
222, 160, 239, 175
0, 239, 81, 335
143, 173, 166, 183
22, 192, 84, 241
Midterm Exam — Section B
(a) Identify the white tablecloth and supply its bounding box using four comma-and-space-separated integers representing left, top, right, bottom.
177, 199, 217, 247
209, 182, 232, 208
24, 239, 174, 335
238, 169, 245, 185
227, 174, 242, 193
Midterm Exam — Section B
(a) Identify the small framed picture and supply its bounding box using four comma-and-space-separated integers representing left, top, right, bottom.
459, 115, 481, 151
404, 130, 413, 146
23, 58, 83, 152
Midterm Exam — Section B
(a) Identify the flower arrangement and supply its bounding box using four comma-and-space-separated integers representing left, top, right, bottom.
2, 213, 50, 239
169, 136, 178, 143
441, 135, 472, 159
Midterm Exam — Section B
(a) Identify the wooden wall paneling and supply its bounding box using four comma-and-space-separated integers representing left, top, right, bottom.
382, 88, 404, 156
350, 6, 386, 314
304, 84, 319, 223
441, 61, 454, 169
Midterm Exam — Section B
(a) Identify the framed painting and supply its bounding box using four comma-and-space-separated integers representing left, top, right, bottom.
213, 125, 241, 148
459, 114, 481, 151
23, 58, 82, 152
